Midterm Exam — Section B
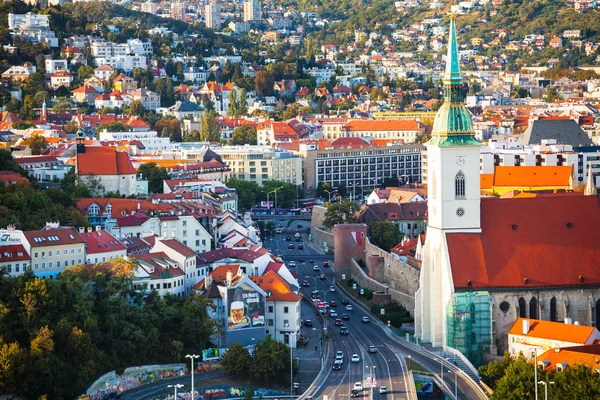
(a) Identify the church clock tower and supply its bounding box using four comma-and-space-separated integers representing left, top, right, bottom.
426, 15, 481, 233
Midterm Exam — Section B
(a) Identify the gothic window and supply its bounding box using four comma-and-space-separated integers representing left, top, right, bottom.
518, 297, 526, 318
455, 171, 466, 199
550, 297, 557, 322
529, 297, 538, 320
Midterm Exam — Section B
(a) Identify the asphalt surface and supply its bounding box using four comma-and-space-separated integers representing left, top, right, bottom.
266, 219, 488, 400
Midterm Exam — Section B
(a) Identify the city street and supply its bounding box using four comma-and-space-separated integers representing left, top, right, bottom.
264, 218, 488, 400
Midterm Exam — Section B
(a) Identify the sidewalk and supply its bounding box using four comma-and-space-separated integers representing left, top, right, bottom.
294, 298, 325, 395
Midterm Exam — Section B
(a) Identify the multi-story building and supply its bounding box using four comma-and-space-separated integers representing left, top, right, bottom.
211, 146, 303, 186
98, 129, 178, 153
205, 2, 221, 29
152, 238, 200, 295
81, 228, 127, 264
7, 13, 58, 47
0, 244, 31, 277
130, 251, 187, 297
129, 88, 161, 111
243, 0, 261, 22
94, 55, 147, 73
141, 1, 157, 14
301, 143, 425, 196
113, 74, 138, 93
49, 71, 72, 89
44, 59, 68, 74
171, 2, 186, 20
342, 120, 425, 142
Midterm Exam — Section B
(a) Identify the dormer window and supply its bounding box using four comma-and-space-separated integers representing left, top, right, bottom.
105, 204, 112, 215
89, 204, 100, 216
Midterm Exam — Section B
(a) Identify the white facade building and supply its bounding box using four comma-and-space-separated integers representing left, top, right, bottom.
98, 130, 178, 153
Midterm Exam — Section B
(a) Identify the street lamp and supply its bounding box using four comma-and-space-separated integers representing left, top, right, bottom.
286, 332, 297, 396
365, 365, 376, 400
538, 381, 554, 400
167, 383, 184, 400
324, 189, 336, 203
406, 355, 412, 370
348, 182, 357, 202
370, 177, 380, 192
533, 347, 539, 400
185, 354, 200, 400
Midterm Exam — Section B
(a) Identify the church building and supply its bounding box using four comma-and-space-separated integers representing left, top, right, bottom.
415, 16, 600, 366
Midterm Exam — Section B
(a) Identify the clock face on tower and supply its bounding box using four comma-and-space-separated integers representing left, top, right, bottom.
455, 156, 466, 167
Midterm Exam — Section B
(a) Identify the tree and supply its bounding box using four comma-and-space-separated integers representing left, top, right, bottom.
259, 180, 298, 209
490, 354, 546, 400
337, 183, 347, 197
63, 121, 80, 135
238, 88, 248, 115
225, 177, 260, 211
221, 342, 251, 380
255, 70, 274, 98
26, 135, 47, 155
550, 364, 600, 399
96, 121, 130, 135
282, 103, 301, 121
200, 109, 221, 142
227, 88, 238, 117
154, 116, 181, 141
138, 162, 171, 193
316, 182, 333, 199
231, 126, 257, 145
369, 221, 403, 252
127, 100, 146, 117
252, 335, 293, 386
545, 86, 559, 103
323, 200, 358, 228
381, 175, 400, 188
77, 65, 94, 80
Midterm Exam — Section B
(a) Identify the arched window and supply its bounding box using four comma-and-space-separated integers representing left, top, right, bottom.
431, 171, 437, 199
529, 297, 538, 320
550, 297, 557, 322
455, 171, 466, 199
519, 297, 527, 318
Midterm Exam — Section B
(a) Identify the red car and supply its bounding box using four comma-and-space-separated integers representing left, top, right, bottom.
323, 261, 330, 268
330, 300, 337, 307
319, 273, 326, 280
335, 318, 343, 326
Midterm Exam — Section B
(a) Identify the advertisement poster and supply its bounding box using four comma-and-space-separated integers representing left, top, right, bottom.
227, 283, 265, 331
260, 201, 273, 208
202, 348, 220, 361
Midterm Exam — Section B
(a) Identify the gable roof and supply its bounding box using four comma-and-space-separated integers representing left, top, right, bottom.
0, 244, 30, 262
81, 230, 126, 254
508, 318, 597, 344
520, 119, 593, 147
132, 251, 185, 279
250, 270, 301, 302
447, 196, 600, 290
538, 344, 600, 371
197, 248, 266, 264
24, 228, 84, 248
157, 238, 196, 257
77, 146, 137, 175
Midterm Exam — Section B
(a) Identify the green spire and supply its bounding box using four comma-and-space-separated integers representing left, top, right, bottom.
428, 14, 479, 146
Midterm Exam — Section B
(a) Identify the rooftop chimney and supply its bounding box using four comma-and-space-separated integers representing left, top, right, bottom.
226, 271, 233, 286
522, 319, 530, 335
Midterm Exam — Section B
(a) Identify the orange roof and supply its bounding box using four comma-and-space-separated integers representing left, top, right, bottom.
344, 120, 421, 131
538, 344, 600, 371
493, 166, 572, 188
250, 270, 301, 302
508, 318, 597, 344
72, 85, 99, 94
210, 264, 242, 281
480, 174, 494, 190
77, 146, 137, 175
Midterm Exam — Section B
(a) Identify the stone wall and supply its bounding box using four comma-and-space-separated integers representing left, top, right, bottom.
365, 238, 420, 301
310, 205, 327, 228
312, 227, 334, 251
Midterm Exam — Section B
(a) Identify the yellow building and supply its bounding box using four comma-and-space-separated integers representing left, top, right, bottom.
480, 165, 573, 196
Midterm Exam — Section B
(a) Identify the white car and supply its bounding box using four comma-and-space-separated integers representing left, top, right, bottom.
313, 265, 320, 271
379, 386, 387, 394
351, 354, 360, 363
330, 286, 336, 292
353, 382, 363, 391
288, 261, 296, 267
336, 350, 344, 359
346, 304, 353, 311
330, 310, 338, 318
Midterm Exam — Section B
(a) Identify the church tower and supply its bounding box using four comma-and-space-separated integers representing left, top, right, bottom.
426, 14, 481, 233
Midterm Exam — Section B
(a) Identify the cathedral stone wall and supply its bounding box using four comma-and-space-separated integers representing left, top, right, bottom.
490, 288, 600, 355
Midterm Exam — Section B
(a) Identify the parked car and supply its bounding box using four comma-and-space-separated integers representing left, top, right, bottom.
342, 313, 350, 320
351, 354, 360, 363
298, 243, 304, 250
369, 345, 377, 353
346, 304, 353, 311
340, 327, 349, 335
362, 316, 369, 323
353, 383, 363, 391
323, 261, 330, 267
304, 319, 312, 327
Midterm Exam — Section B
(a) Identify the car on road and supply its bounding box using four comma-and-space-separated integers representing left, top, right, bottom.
278, 223, 284, 228
369, 345, 377, 353
379, 386, 387, 394
342, 313, 350, 320
336, 350, 344, 358
335, 318, 343, 326
288, 244, 294, 249
323, 261, 330, 268
275, 228, 282, 234
289, 261, 296, 267
297, 224, 303, 228
361, 316, 369, 323
340, 327, 349, 335
353, 383, 363, 391
302, 280, 310, 287
346, 304, 353, 311
330, 310, 338, 318
351, 389, 359, 398
351, 354, 360, 363
304, 319, 312, 327
311, 291, 319, 299
285, 236, 291, 241
332, 360, 342, 370
341, 299, 349, 305
330, 300, 337, 307
298, 243, 304, 250
330, 286, 336, 292
313, 265, 320, 271
320, 273, 326, 280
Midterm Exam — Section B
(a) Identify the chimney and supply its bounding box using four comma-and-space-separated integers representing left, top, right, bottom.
87, 227, 92, 233
79, 227, 84, 233
137, 202, 141, 210
564, 318, 573, 324
95, 225, 101, 232
522, 319, 530, 335
226, 271, 233, 286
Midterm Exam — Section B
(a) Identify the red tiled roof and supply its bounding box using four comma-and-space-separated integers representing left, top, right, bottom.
197, 248, 265, 264
331, 137, 369, 149
72, 85, 99, 94
81, 230, 126, 254
250, 270, 301, 302
24, 228, 84, 248
447, 196, 600, 290
0, 244, 30, 262
508, 318, 597, 344
132, 251, 185, 279
344, 120, 421, 131
493, 166, 572, 188
77, 146, 137, 175
158, 238, 196, 257
538, 344, 600, 371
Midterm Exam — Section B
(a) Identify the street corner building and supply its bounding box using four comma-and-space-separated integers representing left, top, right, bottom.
414, 15, 600, 367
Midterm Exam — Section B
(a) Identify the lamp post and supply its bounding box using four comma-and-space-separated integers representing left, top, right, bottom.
365, 365, 376, 400
186, 354, 200, 400
533, 348, 539, 400
324, 189, 334, 203
406, 355, 412, 371
167, 383, 184, 400
287, 332, 297, 396
349, 182, 357, 202
538, 381, 554, 400
370, 177, 379, 192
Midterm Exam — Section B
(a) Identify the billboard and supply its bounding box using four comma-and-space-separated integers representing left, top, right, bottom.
202, 348, 220, 361
227, 282, 265, 331
260, 201, 273, 208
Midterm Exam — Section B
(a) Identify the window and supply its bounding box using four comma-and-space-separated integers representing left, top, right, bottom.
268, 319, 274, 326
89, 204, 100, 216
284, 320, 289, 327
202, 239, 206, 246
34, 264, 38, 270
183, 230, 187, 237
529, 297, 538, 319
196, 240, 200, 246
78, 248, 82, 254
71, 249, 74, 254
284, 306, 289, 313
48, 262, 52, 268
49, 251, 52, 257
268, 305, 274, 313
455, 171, 466, 199
195, 229, 200, 235
550, 297, 557, 322
42, 263, 46, 269
57, 261, 61, 268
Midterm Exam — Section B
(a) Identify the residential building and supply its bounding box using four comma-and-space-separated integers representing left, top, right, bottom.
244, 0, 261, 22
130, 251, 187, 297
130, 88, 161, 111
212, 146, 303, 186
162, 101, 204, 121
1, 63, 36, 81
98, 129, 177, 153
152, 238, 200, 295
171, 2, 186, 20
141, 1, 157, 14
537, 344, 600, 372
355, 202, 428, 237
205, 2, 221, 29
342, 120, 425, 142
72, 85, 101, 104
94, 55, 147, 73
44, 59, 67, 74
94, 64, 114, 81
113, 74, 138, 93
81, 228, 127, 264
7, 13, 58, 47
49, 71, 73, 89
0, 244, 31, 277
183, 66, 207, 84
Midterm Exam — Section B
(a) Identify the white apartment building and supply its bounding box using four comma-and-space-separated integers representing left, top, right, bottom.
98, 129, 178, 153
152, 238, 200, 295
210, 146, 303, 186
183, 66, 207, 84
0, 244, 31, 277
205, 2, 221, 29
90, 39, 152, 58
44, 59, 68, 74
141, 1, 157, 14
114, 215, 211, 254
130, 252, 187, 297
8, 13, 58, 47
243, 0, 261, 22
93, 55, 147, 73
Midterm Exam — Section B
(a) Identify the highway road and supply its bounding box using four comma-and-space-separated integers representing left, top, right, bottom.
264, 219, 488, 400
